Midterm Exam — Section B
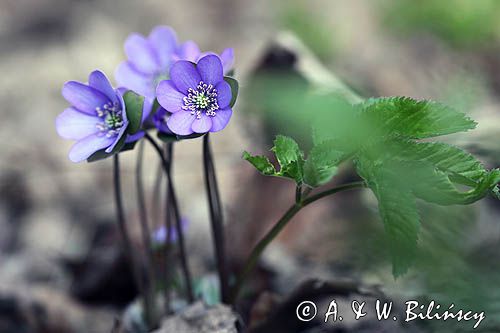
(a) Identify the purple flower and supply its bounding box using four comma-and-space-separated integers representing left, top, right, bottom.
115, 26, 234, 101
156, 55, 234, 135
152, 218, 189, 245
175, 41, 234, 75
56, 71, 131, 162
152, 106, 173, 134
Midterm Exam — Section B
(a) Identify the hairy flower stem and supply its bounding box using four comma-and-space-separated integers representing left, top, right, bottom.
145, 133, 195, 302
163, 143, 174, 313
135, 141, 156, 327
113, 155, 149, 324
152, 161, 163, 227
230, 181, 366, 304
203, 134, 230, 303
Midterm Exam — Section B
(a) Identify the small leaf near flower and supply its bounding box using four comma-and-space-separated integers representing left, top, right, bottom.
87, 133, 128, 163
123, 90, 144, 134
224, 77, 239, 108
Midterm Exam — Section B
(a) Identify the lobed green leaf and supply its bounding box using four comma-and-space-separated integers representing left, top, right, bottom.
242, 151, 276, 176
303, 140, 345, 187
271, 135, 305, 183
383, 140, 486, 183
355, 156, 420, 277
360, 97, 476, 139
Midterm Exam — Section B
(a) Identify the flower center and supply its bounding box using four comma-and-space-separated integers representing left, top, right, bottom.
95, 102, 124, 137
182, 81, 219, 119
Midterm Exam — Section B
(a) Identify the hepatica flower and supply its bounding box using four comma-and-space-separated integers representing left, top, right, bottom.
176, 42, 234, 75
116, 26, 234, 101
153, 106, 173, 134
152, 218, 189, 245
56, 71, 130, 162
156, 55, 236, 135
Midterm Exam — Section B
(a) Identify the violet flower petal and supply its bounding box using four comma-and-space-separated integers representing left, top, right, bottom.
141, 98, 153, 123
176, 40, 201, 62
197, 55, 223, 86
124, 33, 160, 74
215, 80, 232, 109
153, 107, 173, 134
62, 81, 110, 115
156, 80, 186, 113
191, 114, 213, 133
220, 48, 234, 74
148, 26, 177, 69
115, 62, 154, 98
167, 111, 196, 135
210, 107, 232, 132
68, 134, 115, 162
126, 131, 145, 143
88, 70, 118, 103
56, 108, 98, 140
170, 61, 201, 94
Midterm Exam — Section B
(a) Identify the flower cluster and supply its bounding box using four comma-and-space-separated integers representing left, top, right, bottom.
56, 26, 238, 162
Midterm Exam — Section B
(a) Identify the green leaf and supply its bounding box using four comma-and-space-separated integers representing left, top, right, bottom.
414, 168, 500, 205
157, 131, 204, 143
224, 77, 239, 108
384, 140, 486, 183
86, 134, 128, 163
272, 135, 302, 168
377, 140, 497, 205
303, 140, 345, 187
242, 151, 276, 176
388, 160, 499, 206
123, 90, 144, 134
272, 135, 304, 182
492, 184, 500, 200
378, 187, 420, 278
361, 97, 476, 139
282, 155, 305, 183
355, 157, 420, 277
157, 131, 179, 143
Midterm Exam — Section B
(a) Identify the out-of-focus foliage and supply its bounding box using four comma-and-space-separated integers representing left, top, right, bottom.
245, 74, 500, 277
280, 1, 336, 60
381, 0, 500, 47
415, 203, 500, 332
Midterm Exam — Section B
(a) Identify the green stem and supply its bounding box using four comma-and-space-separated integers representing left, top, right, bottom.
302, 181, 366, 207
230, 181, 365, 303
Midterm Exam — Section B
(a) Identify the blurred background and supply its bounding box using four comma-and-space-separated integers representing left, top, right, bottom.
1, 0, 500, 332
